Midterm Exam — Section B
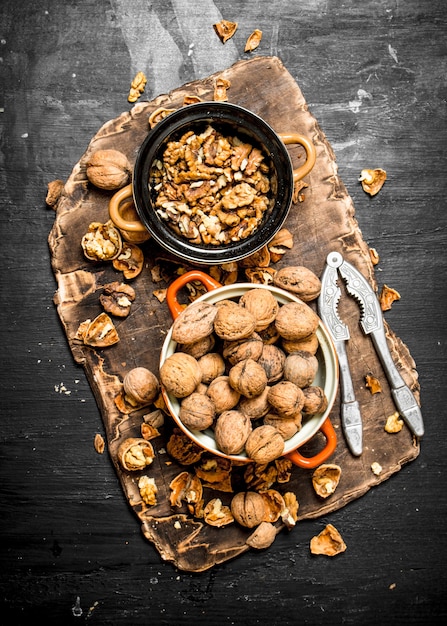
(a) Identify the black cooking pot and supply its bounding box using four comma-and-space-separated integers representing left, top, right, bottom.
109, 102, 316, 265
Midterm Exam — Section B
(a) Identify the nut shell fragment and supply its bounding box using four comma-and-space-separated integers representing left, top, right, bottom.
379, 284, 401, 311
112, 242, 144, 279
246, 521, 277, 549
245, 29, 262, 52
359, 168, 387, 196
76, 312, 119, 347
214, 77, 231, 102
94, 433, 105, 454
213, 20, 238, 43
310, 523, 347, 556
312, 464, 341, 498
118, 437, 155, 471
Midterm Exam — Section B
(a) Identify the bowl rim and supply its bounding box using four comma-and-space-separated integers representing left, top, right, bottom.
132, 101, 294, 265
160, 282, 339, 462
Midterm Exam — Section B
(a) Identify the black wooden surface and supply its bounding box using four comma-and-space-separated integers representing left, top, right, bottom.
1, 1, 446, 624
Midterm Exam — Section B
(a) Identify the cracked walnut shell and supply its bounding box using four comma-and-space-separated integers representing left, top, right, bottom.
204, 498, 234, 527
312, 464, 342, 498
81, 220, 123, 262
246, 521, 276, 549
100, 281, 135, 318
118, 438, 155, 471
310, 524, 347, 556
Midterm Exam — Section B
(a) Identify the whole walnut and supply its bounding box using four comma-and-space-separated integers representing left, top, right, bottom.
85, 149, 131, 190
239, 288, 279, 331
222, 333, 264, 365
171, 301, 218, 345
160, 352, 202, 398
206, 375, 240, 413
263, 412, 301, 440
179, 392, 215, 431
197, 352, 226, 384
214, 410, 252, 455
123, 367, 159, 406
284, 351, 319, 388
179, 334, 216, 359
238, 386, 271, 420
257, 344, 286, 383
229, 358, 268, 398
245, 424, 285, 463
282, 332, 319, 355
231, 491, 266, 528
274, 301, 319, 341
213, 303, 256, 341
273, 266, 322, 301
302, 386, 328, 415
267, 380, 305, 418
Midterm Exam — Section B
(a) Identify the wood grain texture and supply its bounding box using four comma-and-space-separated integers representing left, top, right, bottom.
1, 0, 446, 622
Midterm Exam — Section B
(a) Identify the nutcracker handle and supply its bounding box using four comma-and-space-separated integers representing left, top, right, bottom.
284, 418, 337, 468
166, 270, 222, 320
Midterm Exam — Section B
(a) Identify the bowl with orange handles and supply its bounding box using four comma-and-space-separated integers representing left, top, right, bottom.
160, 270, 339, 469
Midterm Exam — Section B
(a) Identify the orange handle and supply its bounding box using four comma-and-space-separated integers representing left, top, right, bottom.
108, 184, 148, 233
284, 418, 337, 468
278, 133, 316, 184
166, 270, 222, 320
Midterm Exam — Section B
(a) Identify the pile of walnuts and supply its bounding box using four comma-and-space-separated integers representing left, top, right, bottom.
160, 283, 328, 464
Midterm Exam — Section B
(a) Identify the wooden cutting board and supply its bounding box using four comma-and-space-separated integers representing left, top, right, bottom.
48, 56, 421, 572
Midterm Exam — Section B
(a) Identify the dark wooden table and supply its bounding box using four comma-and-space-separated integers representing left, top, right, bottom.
1, 1, 446, 624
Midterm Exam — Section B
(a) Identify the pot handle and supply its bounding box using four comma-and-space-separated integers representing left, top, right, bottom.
166, 270, 223, 320
277, 133, 317, 184
284, 417, 337, 468
109, 184, 148, 232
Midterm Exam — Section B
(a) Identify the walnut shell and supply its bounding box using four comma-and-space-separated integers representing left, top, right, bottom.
267, 381, 305, 418
213, 304, 256, 341
230, 491, 266, 528
179, 392, 216, 431
245, 424, 285, 463
302, 386, 328, 415
263, 413, 300, 440
203, 498, 234, 527
81, 220, 123, 262
171, 301, 218, 345
85, 149, 131, 190
214, 410, 252, 455
197, 352, 225, 384
274, 301, 320, 341
100, 281, 135, 318
284, 351, 319, 388
273, 266, 322, 301
246, 521, 277, 549
239, 288, 279, 331
117, 437, 155, 471
222, 332, 264, 365
257, 344, 286, 383
180, 334, 216, 359
112, 242, 144, 279
206, 376, 241, 413
228, 358, 268, 398
312, 464, 342, 498
238, 386, 271, 420
282, 332, 319, 355
123, 367, 159, 406
310, 523, 347, 556
160, 352, 202, 398
76, 312, 119, 347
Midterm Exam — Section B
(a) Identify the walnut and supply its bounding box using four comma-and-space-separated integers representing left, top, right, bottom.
267, 381, 305, 418
117, 438, 155, 471
284, 351, 319, 388
302, 386, 328, 416
81, 220, 123, 261
214, 410, 252, 455
169, 471, 203, 514
282, 491, 299, 528
312, 464, 342, 498
282, 333, 319, 355
259, 489, 286, 523
245, 425, 285, 463
76, 312, 119, 347
213, 304, 256, 341
257, 344, 286, 383
148, 107, 176, 129
197, 352, 225, 384
359, 168, 387, 196
203, 498, 234, 527
238, 386, 271, 420
379, 284, 401, 311
229, 358, 268, 398
274, 302, 320, 341
310, 524, 347, 556
138, 475, 158, 506
273, 266, 322, 302
222, 333, 264, 365
112, 242, 144, 279
179, 392, 215, 431
245, 29, 262, 52
245, 267, 277, 285
195, 455, 233, 492
206, 376, 240, 413
385, 411, 404, 433
45, 179, 64, 208
85, 149, 131, 190
213, 19, 238, 43
180, 334, 216, 359
214, 77, 231, 101
239, 288, 279, 331
100, 281, 135, 317
128, 71, 147, 103
267, 228, 294, 260
159, 352, 202, 398
246, 521, 276, 549
263, 413, 300, 440
230, 491, 266, 528
166, 429, 203, 465
244, 463, 277, 491
171, 301, 218, 345
94, 433, 105, 454
123, 367, 159, 407
365, 373, 382, 394
258, 321, 280, 345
